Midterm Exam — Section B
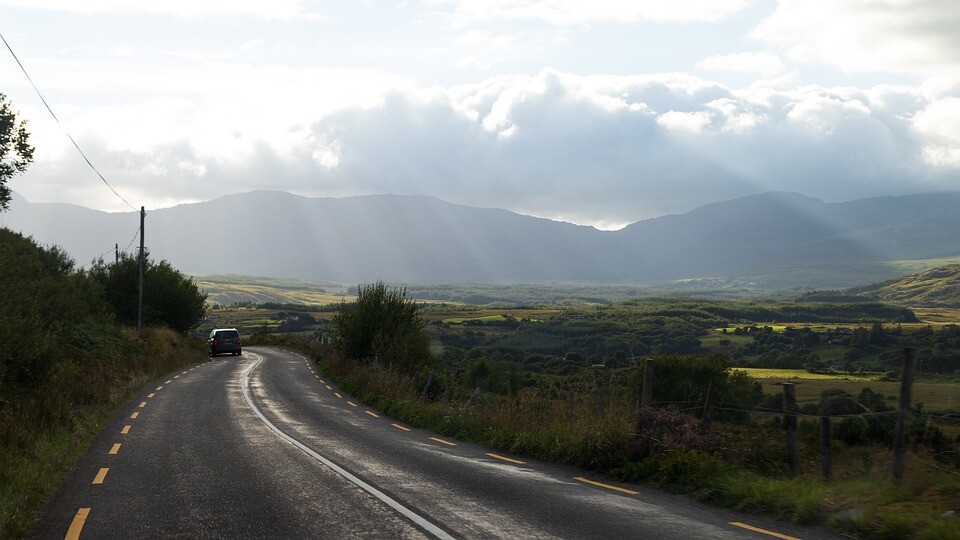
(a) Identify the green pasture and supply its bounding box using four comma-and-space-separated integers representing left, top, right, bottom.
442, 315, 508, 324
197, 280, 353, 306
735, 368, 881, 382
740, 369, 960, 412
912, 307, 960, 324
700, 333, 753, 347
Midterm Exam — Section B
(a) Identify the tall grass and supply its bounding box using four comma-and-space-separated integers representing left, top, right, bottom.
0, 326, 207, 538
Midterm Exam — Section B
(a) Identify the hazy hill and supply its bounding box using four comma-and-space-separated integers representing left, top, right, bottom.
847, 264, 960, 307
3, 190, 960, 288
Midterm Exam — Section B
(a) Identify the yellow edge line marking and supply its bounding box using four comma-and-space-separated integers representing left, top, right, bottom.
92, 468, 109, 485
174, 375, 180, 379
138, 402, 146, 408
334, 393, 342, 398
574, 476, 639, 495
429, 437, 457, 446
319, 380, 325, 384
314, 375, 320, 379
156, 386, 163, 390
486, 453, 525, 465
325, 385, 332, 390
364, 410, 380, 418
65, 508, 90, 540
346, 401, 358, 407
121, 425, 131, 434
391, 423, 411, 431
729, 522, 801, 540
130, 412, 139, 419
147, 393, 155, 398
181, 371, 187, 374
165, 380, 172, 384
109, 443, 121, 455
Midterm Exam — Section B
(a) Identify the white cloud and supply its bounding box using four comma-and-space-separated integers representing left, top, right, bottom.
657, 110, 712, 134
912, 96, 960, 167
10, 68, 960, 226
696, 52, 785, 78
447, 0, 749, 25
751, 0, 960, 76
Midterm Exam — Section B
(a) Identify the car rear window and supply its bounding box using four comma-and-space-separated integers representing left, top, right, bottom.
216, 330, 239, 339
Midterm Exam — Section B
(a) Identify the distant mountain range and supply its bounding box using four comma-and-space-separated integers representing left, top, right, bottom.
3, 190, 960, 289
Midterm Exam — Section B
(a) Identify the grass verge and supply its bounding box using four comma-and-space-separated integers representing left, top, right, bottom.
253, 334, 960, 539
0, 326, 208, 538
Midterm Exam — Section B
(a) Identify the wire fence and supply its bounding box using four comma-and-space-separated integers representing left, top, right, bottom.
639, 350, 958, 481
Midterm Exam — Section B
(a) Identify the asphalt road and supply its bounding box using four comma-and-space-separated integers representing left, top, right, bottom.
32, 346, 841, 539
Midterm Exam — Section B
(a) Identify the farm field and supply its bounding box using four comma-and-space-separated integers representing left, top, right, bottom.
196, 278, 352, 306
912, 306, 960, 324
741, 368, 960, 411
428, 309, 562, 324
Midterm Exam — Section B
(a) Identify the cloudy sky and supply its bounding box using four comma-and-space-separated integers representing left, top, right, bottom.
2, 0, 959, 229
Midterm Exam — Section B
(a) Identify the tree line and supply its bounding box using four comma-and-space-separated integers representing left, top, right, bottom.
0, 229, 207, 388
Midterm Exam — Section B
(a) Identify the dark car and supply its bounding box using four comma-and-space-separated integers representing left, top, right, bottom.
208, 328, 242, 356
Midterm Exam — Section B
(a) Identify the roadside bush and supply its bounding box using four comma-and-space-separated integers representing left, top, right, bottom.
633, 406, 721, 459
331, 281, 433, 374
0, 229, 109, 387
629, 354, 760, 416
88, 251, 207, 333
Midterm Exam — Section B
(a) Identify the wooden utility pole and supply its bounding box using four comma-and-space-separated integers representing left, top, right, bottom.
893, 348, 916, 481
114, 243, 119, 264
782, 382, 799, 477
137, 206, 145, 335
641, 358, 655, 408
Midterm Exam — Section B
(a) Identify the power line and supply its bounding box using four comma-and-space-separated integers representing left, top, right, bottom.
122, 224, 141, 254
0, 31, 137, 211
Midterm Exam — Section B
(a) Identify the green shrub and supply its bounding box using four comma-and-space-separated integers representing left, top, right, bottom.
88, 252, 207, 333
331, 281, 433, 373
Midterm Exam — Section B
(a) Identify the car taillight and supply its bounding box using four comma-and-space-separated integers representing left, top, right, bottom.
213, 340, 219, 346
237, 337, 242, 344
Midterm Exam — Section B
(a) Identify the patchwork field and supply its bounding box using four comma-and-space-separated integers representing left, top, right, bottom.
195, 275, 352, 306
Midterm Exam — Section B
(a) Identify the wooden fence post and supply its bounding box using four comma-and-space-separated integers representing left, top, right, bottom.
893, 348, 916, 482
464, 386, 481, 409
820, 392, 831, 480
641, 358, 655, 408
700, 380, 717, 433
420, 370, 435, 400
782, 382, 799, 477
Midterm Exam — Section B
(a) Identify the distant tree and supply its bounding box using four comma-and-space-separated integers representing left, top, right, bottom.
0, 93, 34, 211
89, 252, 207, 333
868, 322, 887, 346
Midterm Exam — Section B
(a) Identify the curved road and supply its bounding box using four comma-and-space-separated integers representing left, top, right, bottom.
33, 347, 838, 539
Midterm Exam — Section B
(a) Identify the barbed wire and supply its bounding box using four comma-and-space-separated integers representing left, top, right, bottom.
645, 398, 958, 421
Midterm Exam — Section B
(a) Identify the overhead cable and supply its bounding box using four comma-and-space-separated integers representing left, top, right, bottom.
0, 31, 137, 211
